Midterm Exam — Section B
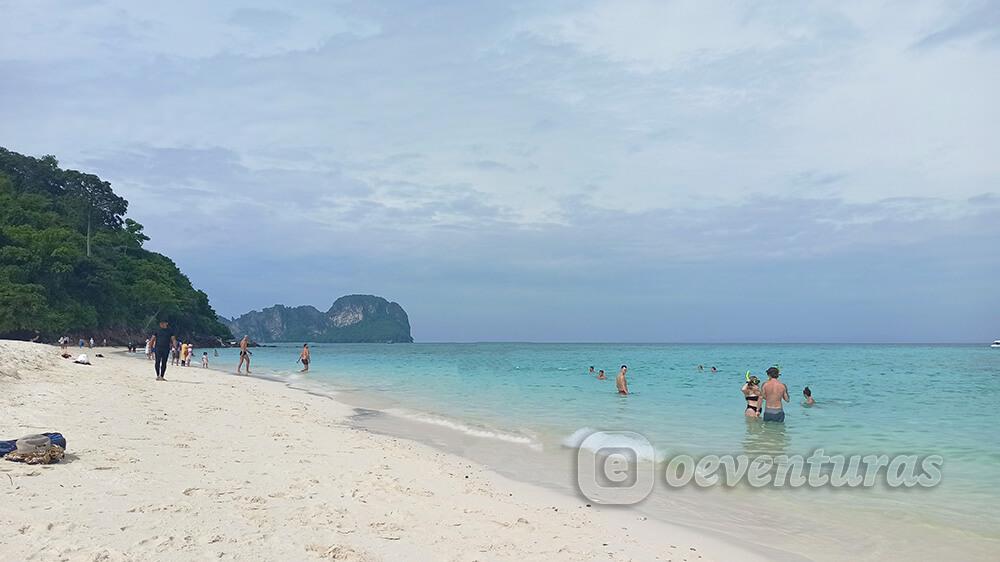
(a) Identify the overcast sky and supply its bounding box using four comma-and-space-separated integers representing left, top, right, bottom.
2, 0, 998, 342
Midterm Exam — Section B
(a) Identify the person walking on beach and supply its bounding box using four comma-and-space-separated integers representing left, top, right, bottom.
149, 319, 176, 381
237, 336, 251, 375
616, 365, 629, 395
298, 343, 310, 373
761, 367, 789, 422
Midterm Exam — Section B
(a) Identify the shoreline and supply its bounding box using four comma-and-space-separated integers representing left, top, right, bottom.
180, 343, 1000, 562
1, 340, 766, 561
125, 348, 804, 560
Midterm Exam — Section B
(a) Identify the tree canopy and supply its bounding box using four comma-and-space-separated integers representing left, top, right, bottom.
0, 147, 232, 342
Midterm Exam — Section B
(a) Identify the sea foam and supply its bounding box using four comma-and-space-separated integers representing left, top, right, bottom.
387, 408, 543, 451
562, 427, 662, 462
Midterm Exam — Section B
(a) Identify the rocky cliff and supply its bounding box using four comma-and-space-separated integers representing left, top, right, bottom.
224, 295, 413, 343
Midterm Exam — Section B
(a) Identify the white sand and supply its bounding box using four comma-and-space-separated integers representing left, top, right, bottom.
0, 340, 762, 561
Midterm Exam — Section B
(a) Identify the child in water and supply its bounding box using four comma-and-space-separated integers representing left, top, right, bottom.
803, 386, 815, 406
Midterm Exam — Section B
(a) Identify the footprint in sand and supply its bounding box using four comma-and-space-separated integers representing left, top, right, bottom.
305, 544, 374, 561
368, 521, 403, 540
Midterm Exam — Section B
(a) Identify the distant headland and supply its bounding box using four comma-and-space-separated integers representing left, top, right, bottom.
223, 295, 413, 344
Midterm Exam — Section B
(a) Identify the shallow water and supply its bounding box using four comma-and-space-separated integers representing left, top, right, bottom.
205, 342, 999, 560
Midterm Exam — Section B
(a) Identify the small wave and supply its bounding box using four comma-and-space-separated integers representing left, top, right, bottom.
562, 427, 661, 462
562, 427, 599, 448
387, 409, 543, 451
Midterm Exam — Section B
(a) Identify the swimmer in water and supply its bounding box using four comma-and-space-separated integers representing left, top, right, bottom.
698, 364, 704, 372
711, 366, 718, 373
588, 366, 595, 376
803, 386, 815, 406
742, 375, 762, 418
616, 365, 629, 395
299, 343, 310, 373
597, 369, 606, 380
761, 366, 789, 422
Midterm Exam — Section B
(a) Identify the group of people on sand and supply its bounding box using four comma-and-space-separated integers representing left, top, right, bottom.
234, 336, 311, 375
58, 336, 102, 350
171, 340, 205, 368
146, 319, 212, 381
145, 328, 312, 380
741, 366, 814, 422
588, 365, 630, 395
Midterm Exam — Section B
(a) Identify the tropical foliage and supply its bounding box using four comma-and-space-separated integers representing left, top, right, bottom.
0, 147, 232, 342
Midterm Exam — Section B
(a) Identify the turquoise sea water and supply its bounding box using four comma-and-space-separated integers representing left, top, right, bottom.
205, 343, 998, 559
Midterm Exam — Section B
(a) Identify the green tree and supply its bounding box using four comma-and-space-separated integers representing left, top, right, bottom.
0, 147, 232, 342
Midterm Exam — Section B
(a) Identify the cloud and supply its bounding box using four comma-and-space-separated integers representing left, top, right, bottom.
0, 0, 997, 341
912, 1, 1000, 49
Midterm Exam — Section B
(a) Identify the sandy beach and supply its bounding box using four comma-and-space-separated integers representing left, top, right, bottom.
0, 340, 761, 561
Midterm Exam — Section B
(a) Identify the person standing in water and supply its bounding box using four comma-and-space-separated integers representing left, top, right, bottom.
149, 319, 176, 381
742, 375, 762, 418
803, 386, 815, 406
298, 343, 310, 373
237, 336, 251, 375
616, 365, 629, 395
761, 366, 789, 422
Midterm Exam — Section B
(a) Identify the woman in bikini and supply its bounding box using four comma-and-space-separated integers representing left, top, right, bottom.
742, 374, 762, 418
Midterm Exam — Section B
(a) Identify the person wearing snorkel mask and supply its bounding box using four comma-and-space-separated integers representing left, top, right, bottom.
742, 374, 762, 418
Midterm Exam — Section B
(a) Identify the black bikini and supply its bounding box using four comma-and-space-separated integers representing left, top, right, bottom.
745, 395, 760, 413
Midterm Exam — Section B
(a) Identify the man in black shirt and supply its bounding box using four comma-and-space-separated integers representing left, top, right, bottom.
149, 320, 176, 381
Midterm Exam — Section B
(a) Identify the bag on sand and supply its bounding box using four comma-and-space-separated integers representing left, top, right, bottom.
0, 432, 67, 464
